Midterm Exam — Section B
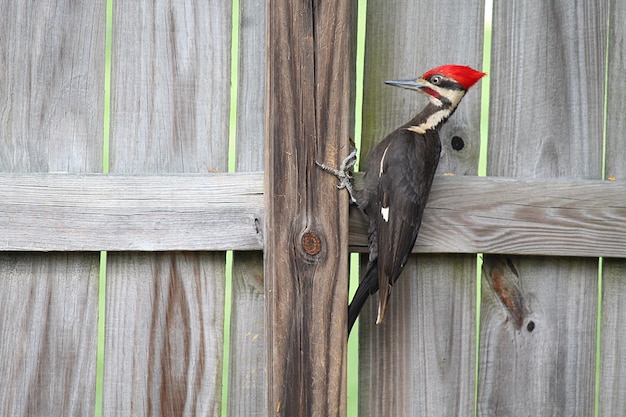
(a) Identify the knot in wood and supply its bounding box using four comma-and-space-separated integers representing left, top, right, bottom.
301, 232, 321, 255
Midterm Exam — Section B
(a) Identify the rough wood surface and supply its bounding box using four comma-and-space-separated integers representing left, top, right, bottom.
600, 259, 626, 416
228, 253, 265, 417
0, 1, 104, 416
103, 1, 231, 416
350, 176, 626, 257
1, 174, 625, 256
479, 258, 598, 415
600, 0, 626, 411
227, 0, 266, 413
0, 173, 263, 251
359, 255, 476, 416
104, 252, 224, 416
0, 253, 100, 417
265, 1, 351, 415
478, 1, 607, 415
356, 1, 484, 415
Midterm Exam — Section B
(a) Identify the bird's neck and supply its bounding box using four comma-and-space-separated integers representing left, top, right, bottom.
404, 100, 459, 135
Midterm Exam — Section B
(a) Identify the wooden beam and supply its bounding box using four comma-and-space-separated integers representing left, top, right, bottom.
350, 175, 626, 258
264, 1, 351, 416
0, 173, 625, 257
0, 172, 263, 251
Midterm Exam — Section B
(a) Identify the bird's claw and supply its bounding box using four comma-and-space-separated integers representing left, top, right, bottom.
316, 147, 358, 204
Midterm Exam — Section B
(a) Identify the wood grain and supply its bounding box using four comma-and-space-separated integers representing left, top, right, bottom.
0, 173, 263, 251
104, 252, 224, 416
265, 1, 351, 415
478, 0, 607, 415
228, 252, 265, 417
0, 253, 99, 417
479, 258, 598, 415
351, 176, 626, 257
103, 1, 231, 416
600, 259, 626, 416
1, 174, 625, 256
600, 0, 626, 412
358, 255, 476, 416
0, 1, 104, 415
227, 0, 266, 413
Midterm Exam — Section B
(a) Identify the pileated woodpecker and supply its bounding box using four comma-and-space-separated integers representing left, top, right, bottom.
318, 65, 485, 334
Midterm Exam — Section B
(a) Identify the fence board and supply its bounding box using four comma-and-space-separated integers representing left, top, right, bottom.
600, 0, 626, 412
478, 0, 607, 415
357, 0, 484, 414
265, 0, 351, 414
228, 0, 266, 414
358, 255, 476, 416
103, 1, 231, 416
0, 1, 105, 415
1, 174, 625, 256
0, 253, 100, 417
104, 252, 224, 415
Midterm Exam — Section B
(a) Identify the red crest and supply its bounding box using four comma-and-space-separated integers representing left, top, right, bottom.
421, 65, 486, 90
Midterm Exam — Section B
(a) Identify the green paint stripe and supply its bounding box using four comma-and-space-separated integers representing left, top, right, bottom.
221, 1, 240, 416
594, 6, 610, 416
227, 0, 240, 175
475, 1, 493, 415
94, 251, 107, 417
221, 251, 234, 417
347, 1, 368, 414
95, 1, 113, 416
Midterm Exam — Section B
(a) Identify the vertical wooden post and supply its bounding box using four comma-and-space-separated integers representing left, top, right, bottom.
265, 1, 350, 416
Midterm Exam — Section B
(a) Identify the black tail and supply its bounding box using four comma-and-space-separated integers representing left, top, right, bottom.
348, 262, 379, 335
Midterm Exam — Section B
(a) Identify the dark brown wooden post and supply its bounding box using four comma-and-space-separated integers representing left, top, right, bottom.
264, 1, 351, 416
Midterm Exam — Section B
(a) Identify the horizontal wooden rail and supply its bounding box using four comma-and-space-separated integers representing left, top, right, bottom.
0, 172, 624, 256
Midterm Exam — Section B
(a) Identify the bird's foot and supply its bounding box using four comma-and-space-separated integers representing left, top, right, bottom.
316, 147, 358, 204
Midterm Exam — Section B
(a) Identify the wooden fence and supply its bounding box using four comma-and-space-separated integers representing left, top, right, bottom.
1, 0, 625, 416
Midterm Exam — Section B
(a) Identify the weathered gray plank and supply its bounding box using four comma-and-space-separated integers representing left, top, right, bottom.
359, 255, 476, 416
0, 253, 100, 417
486, 1, 605, 180
104, 252, 224, 416
228, 252, 265, 417
227, 0, 266, 414
351, 176, 626, 257
233, 0, 266, 173
479, 258, 598, 415
108, 1, 230, 174
600, 0, 626, 411
1, 174, 626, 256
265, 0, 351, 415
478, 0, 606, 415
0, 1, 105, 173
0, 173, 263, 251
357, 0, 484, 415
103, 1, 231, 416
600, 259, 626, 416
0, 1, 104, 415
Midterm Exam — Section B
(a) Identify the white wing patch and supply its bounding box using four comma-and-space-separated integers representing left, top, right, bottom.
379, 144, 390, 177
379, 144, 391, 222
381, 206, 390, 222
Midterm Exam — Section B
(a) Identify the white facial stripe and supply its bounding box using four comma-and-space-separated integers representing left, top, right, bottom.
406, 108, 453, 134
429, 85, 466, 107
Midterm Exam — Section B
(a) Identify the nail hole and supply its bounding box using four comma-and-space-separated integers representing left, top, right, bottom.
527, 321, 535, 332
451, 136, 465, 151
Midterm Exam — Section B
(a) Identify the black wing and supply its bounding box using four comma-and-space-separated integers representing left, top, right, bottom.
375, 130, 439, 323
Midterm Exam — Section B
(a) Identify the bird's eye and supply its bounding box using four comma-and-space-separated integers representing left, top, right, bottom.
431, 75, 442, 85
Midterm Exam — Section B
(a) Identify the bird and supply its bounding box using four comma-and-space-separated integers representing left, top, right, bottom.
318, 64, 485, 334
